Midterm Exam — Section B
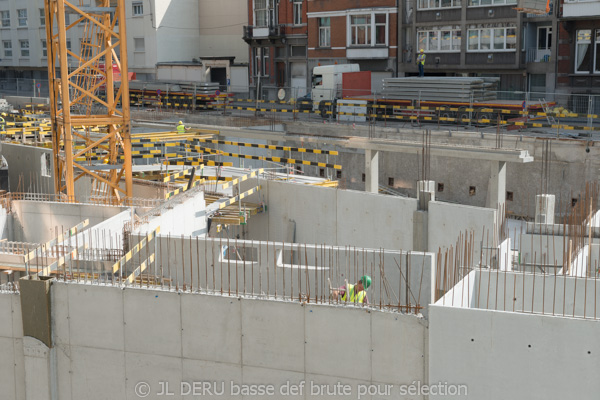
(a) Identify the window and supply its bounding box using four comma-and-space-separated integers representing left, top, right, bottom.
41, 39, 47, 57
66, 39, 72, 51
255, 0, 277, 27
418, 27, 461, 52
134, 37, 145, 52
438, 183, 444, 192
40, 9, 45, 26
293, 0, 302, 25
388, 177, 394, 186
350, 15, 371, 45
20, 40, 29, 57
290, 45, 306, 57
262, 47, 269, 76
252, 47, 270, 76
469, 0, 516, 5
506, 191, 513, 201
538, 27, 551, 50
419, 0, 461, 9
575, 29, 591, 73
2, 41, 11, 57
132, 2, 143, 16
319, 17, 330, 47
467, 25, 516, 51
17, 9, 27, 27
1, 11, 9, 27
349, 13, 388, 47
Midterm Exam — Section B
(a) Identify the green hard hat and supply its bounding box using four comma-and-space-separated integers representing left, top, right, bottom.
360, 275, 371, 289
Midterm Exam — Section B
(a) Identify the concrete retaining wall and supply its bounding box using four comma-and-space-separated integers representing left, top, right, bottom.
46, 282, 427, 400
0, 143, 53, 195
139, 236, 436, 316
429, 305, 600, 399
0, 292, 25, 400
10, 201, 127, 243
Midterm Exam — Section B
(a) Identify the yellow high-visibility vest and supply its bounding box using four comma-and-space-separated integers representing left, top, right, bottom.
342, 283, 366, 303
177, 124, 185, 134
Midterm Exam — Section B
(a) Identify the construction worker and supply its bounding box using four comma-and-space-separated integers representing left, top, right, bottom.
0, 113, 5, 133
417, 49, 426, 77
332, 275, 371, 305
177, 120, 187, 134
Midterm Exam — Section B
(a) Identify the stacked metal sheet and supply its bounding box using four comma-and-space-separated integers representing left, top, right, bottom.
182, 82, 221, 95
381, 77, 499, 102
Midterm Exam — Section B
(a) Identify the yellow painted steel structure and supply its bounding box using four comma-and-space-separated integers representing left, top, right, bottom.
44, 0, 132, 203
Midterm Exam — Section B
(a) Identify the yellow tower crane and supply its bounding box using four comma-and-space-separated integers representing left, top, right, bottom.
44, 0, 132, 204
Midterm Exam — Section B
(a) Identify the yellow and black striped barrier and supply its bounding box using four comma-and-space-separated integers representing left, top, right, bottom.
189, 138, 339, 155
162, 167, 197, 183
112, 227, 160, 277
219, 169, 264, 190
164, 159, 234, 167
213, 185, 262, 211
188, 144, 342, 170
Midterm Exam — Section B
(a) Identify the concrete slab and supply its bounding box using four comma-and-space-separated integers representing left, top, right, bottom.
242, 365, 304, 400
305, 304, 371, 381
181, 294, 241, 365
241, 299, 304, 373
70, 346, 126, 400
68, 284, 125, 351
0, 336, 16, 400
182, 359, 242, 400
371, 311, 426, 384
124, 289, 182, 358
0, 293, 13, 337
125, 352, 183, 400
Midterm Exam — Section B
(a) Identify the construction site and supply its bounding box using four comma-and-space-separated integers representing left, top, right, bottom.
0, 1, 599, 400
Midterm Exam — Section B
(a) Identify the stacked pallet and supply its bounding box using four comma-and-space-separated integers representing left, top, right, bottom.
381, 77, 499, 102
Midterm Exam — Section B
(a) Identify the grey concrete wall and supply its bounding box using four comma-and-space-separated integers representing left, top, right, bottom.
10, 201, 127, 243
46, 282, 427, 400
134, 191, 207, 236
4, 96, 49, 108
242, 179, 418, 251
428, 201, 496, 264
429, 304, 600, 399
438, 270, 600, 319
141, 236, 436, 316
0, 143, 54, 195
0, 292, 25, 400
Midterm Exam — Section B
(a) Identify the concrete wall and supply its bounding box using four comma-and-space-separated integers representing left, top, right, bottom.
0, 292, 25, 400
42, 282, 427, 400
134, 191, 206, 236
0, 143, 53, 195
243, 179, 418, 251
144, 236, 436, 316
428, 201, 496, 264
438, 270, 600, 319
429, 305, 600, 399
10, 201, 127, 243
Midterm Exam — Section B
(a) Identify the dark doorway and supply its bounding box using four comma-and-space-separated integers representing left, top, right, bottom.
210, 68, 227, 87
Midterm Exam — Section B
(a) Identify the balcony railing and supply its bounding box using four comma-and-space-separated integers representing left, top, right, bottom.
242, 24, 285, 41
526, 48, 551, 63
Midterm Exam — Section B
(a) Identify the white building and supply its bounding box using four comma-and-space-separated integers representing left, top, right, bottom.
0, 0, 248, 82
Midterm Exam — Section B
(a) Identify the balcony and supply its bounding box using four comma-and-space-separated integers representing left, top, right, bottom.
526, 48, 551, 63
243, 24, 285, 43
563, 0, 600, 17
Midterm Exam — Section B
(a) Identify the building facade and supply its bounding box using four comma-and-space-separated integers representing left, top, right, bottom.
0, 0, 248, 84
306, 0, 398, 93
556, 0, 600, 104
243, 0, 309, 97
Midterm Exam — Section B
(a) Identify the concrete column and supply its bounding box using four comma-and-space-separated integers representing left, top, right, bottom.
417, 180, 435, 211
365, 149, 379, 193
486, 161, 506, 211
535, 194, 555, 225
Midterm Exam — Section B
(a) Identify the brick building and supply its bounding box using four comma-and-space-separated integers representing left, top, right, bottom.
556, 0, 600, 104
243, 0, 309, 97
307, 0, 398, 92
